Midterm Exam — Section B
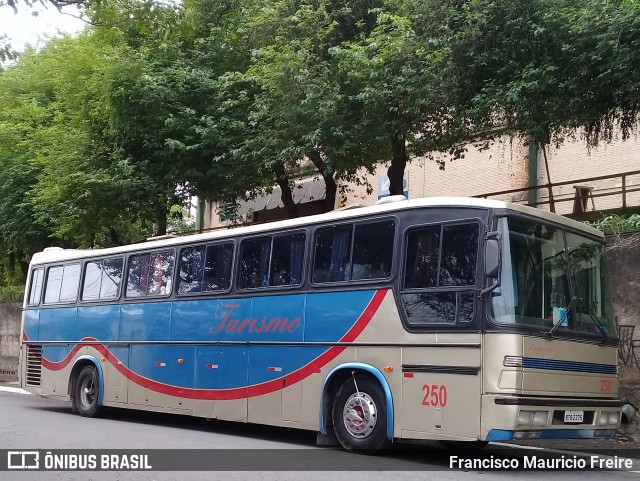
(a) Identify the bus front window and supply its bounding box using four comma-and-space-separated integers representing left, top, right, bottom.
490, 217, 615, 338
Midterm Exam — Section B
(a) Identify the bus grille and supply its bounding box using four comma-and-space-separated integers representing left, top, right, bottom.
25, 345, 43, 387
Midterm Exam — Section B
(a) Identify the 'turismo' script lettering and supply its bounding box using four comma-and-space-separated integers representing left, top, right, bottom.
209, 303, 302, 334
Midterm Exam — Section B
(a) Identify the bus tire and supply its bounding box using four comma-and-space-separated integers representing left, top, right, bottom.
332, 375, 389, 453
73, 365, 103, 417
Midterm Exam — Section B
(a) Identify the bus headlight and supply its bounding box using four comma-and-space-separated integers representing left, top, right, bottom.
517, 410, 534, 426
599, 412, 620, 425
517, 410, 548, 427
532, 411, 548, 427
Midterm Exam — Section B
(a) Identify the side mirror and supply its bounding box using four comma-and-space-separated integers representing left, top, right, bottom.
485, 238, 501, 278
479, 232, 501, 297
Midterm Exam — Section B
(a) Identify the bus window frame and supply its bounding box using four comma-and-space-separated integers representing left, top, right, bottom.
236, 230, 309, 292
175, 240, 236, 297
42, 262, 82, 306
398, 217, 484, 332
124, 248, 177, 301
80, 255, 125, 304
310, 216, 398, 287
26, 267, 45, 307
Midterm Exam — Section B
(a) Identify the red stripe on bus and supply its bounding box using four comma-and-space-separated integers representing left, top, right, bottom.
35, 289, 388, 400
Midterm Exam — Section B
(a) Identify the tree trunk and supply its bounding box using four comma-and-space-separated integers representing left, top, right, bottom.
388, 133, 407, 196
108, 227, 119, 246
307, 150, 337, 213
19, 258, 29, 281
153, 205, 168, 237
273, 162, 299, 219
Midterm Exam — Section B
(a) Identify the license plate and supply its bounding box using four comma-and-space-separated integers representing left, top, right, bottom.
564, 411, 584, 423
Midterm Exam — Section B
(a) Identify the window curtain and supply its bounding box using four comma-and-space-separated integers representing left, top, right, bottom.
259, 239, 271, 287
289, 235, 305, 284
330, 230, 350, 282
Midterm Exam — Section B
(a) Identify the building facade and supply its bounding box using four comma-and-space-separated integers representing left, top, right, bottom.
203, 133, 640, 229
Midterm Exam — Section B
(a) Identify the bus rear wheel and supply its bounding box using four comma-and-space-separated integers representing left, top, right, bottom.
73, 365, 103, 417
332, 375, 389, 453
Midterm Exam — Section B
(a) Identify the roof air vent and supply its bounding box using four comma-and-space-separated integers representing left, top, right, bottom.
375, 195, 407, 205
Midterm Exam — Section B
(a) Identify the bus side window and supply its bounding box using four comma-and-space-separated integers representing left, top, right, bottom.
148, 252, 174, 295
178, 246, 206, 294
313, 225, 352, 283
269, 234, 305, 286
44, 263, 80, 304
28, 267, 44, 305
83, 258, 124, 301
239, 237, 272, 289
100, 258, 124, 299
402, 222, 479, 327
351, 221, 395, 280
83, 261, 102, 301
203, 243, 234, 291
126, 251, 174, 298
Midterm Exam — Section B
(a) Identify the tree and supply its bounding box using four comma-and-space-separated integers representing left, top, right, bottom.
448, 0, 640, 153
333, 5, 458, 196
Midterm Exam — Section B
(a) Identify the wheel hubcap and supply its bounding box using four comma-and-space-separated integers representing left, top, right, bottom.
79, 375, 96, 408
342, 392, 377, 438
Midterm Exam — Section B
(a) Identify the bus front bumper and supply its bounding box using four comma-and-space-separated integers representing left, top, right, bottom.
481, 395, 623, 441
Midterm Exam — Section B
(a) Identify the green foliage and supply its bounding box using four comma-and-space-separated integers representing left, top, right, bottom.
0, 285, 25, 303
585, 214, 640, 234
1, 0, 640, 292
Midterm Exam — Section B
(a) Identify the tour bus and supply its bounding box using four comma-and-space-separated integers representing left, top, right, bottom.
19, 197, 621, 452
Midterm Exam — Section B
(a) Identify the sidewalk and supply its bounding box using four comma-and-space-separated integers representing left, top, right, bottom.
507, 437, 639, 457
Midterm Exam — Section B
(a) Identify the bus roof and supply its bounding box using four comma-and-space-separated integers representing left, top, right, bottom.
30, 196, 603, 265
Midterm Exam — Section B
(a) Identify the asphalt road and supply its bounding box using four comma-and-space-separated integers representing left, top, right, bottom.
0, 388, 638, 481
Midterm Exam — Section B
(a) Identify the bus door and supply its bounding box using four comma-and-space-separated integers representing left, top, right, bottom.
398, 218, 485, 439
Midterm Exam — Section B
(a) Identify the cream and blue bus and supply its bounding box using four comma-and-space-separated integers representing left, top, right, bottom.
19, 197, 621, 452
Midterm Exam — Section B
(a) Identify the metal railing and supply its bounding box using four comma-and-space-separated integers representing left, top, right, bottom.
474, 169, 640, 214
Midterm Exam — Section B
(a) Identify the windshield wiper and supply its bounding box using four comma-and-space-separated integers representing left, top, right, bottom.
545, 296, 577, 340
578, 298, 609, 342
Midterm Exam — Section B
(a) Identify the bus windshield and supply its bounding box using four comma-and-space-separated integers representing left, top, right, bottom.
490, 216, 615, 338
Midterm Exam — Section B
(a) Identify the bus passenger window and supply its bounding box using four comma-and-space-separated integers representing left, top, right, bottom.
269, 234, 305, 286
313, 226, 352, 283
203, 243, 234, 291
28, 268, 44, 305
100, 258, 124, 299
148, 252, 174, 295
178, 246, 206, 293
83, 261, 102, 300
178, 243, 234, 294
402, 222, 479, 327
440, 224, 479, 286
44, 263, 80, 304
351, 221, 394, 280
126, 254, 150, 298
404, 227, 440, 288
239, 237, 271, 289
126, 251, 174, 298
83, 258, 124, 301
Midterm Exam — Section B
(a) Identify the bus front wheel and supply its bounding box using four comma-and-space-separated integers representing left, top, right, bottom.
73, 365, 103, 417
332, 375, 389, 453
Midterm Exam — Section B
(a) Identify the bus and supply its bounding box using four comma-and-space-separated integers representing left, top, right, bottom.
19, 197, 621, 452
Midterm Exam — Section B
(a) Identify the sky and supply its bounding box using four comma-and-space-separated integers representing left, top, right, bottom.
1, 4, 85, 53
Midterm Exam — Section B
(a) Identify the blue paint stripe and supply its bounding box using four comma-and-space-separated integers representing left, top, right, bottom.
486, 429, 617, 441
522, 357, 616, 375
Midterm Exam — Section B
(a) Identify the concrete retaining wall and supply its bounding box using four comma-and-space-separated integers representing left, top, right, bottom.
0, 302, 21, 382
